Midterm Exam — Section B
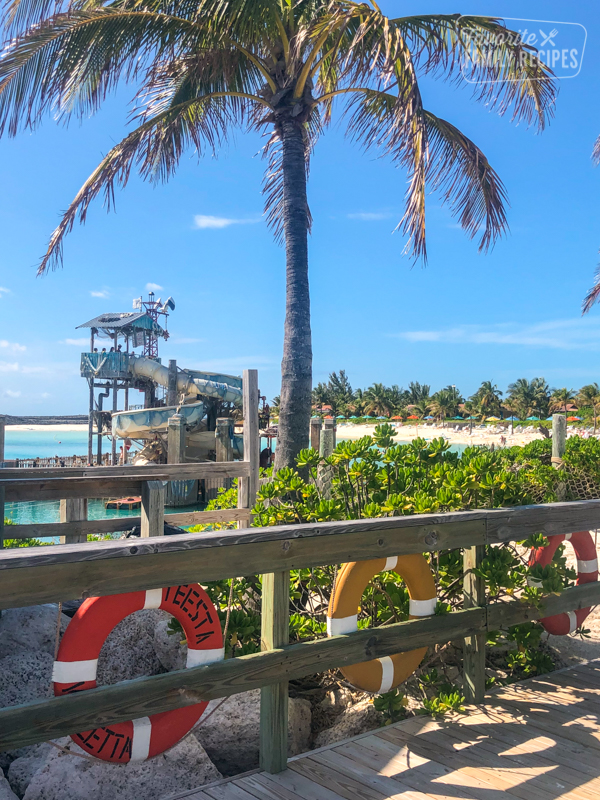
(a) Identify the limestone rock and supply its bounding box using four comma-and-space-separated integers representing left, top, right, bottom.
0, 652, 53, 709
0, 773, 18, 800
22, 736, 220, 800
96, 610, 169, 686
0, 606, 69, 659
153, 619, 187, 672
7, 744, 53, 798
195, 689, 311, 775
314, 700, 384, 749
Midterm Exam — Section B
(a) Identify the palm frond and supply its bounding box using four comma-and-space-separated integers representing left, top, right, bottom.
424, 110, 508, 252
583, 258, 600, 314
592, 134, 600, 166
392, 14, 557, 131
0, 9, 206, 134
37, 90, 255, 273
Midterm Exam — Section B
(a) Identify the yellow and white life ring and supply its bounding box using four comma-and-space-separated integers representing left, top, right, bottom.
327, 554, 437, 693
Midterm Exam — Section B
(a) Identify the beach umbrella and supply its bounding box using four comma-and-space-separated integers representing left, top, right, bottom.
391, 416, 402, 420
425, 415, 434, 420
336, 415, 345, 419
451, 416, 462, 420
407, 414, 419, 420
376, 416, 386, 419
567, 416, 582, 421
350, 416, 358, 419
466, 416, 478, 420
506, 416, 520, 421
527, 416, 540, 421
486, 416, 501, 421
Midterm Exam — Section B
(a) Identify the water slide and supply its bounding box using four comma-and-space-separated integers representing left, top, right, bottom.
111, 356, 244, 459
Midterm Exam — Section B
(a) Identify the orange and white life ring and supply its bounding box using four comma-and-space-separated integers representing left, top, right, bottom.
53, 584, 223, 763
327, 554, 437, 693
528, 531, 598, 635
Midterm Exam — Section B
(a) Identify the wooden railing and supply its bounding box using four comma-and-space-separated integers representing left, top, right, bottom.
0, 370, 260, 543
1, 495, 600, 772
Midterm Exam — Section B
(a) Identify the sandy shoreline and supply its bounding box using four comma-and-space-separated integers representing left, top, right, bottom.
336, 422, 545, 448
6, 424, 89, 432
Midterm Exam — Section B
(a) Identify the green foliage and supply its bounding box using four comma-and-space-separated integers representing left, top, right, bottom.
420, 691, 466, 717
176, 427, 598, 714
373, 690, 408, 724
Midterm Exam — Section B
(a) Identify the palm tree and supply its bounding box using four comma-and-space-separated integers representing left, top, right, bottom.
0, 3, 556, 469
471, 380, 502, 418
363, 383, 392, 417
430, 387, 460, 427
550, 387, 576, 416
507, 378, 535, 420
578, 383, 600, 433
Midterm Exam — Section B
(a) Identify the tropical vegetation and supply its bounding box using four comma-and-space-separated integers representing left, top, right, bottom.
181, 426, 598, 724
0, 3, 555, 469
307, 371, 598, 425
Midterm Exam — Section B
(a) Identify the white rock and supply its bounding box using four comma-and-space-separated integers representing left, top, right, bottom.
22, 736, 220, 800
0, 606, 69, 660
314, 700, 384, 749
7, 743, 53, 798
0, 653, 53, 709
195, 689, 311, 775
96, 610, 169, 686
153, 619, 187, 672
0, 773, 18, 800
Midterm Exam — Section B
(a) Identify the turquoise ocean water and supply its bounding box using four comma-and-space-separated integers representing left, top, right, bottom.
3, 429, 468, 527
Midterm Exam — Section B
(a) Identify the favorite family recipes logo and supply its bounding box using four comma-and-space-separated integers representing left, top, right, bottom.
459, 17, 587, 81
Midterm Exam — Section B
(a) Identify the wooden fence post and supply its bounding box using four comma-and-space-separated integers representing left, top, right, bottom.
323, 416, 336, 449
260, 570, 289, 773
238, 369, 259, 529
215, 418, 233, 492
59, 499, 88, 544
463, 545, 486, 704
310, 418, 321, 452
141, 480, 165, 537
552, 413, 567, 501
167, 359, 178, 406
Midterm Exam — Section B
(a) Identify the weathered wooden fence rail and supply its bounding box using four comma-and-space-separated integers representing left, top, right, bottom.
0, 370, 260, 542
0, 497, 600, 767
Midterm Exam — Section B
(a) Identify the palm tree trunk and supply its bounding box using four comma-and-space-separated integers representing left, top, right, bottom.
273, 118, 312, 472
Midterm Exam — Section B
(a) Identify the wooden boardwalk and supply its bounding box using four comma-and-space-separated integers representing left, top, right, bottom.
177, 660, 600, 800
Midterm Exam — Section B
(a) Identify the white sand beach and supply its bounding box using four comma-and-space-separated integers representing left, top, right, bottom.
336, 422, 550, 448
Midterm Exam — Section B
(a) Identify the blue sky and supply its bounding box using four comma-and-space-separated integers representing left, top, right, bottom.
1, 0, 599, 414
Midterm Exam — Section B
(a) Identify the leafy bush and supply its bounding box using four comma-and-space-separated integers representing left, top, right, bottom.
172, 426, 597, 719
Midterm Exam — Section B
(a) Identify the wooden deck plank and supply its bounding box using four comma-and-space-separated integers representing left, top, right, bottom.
339, 737, 508, 800
174, 663, 600, 800
241, 768, 348, 800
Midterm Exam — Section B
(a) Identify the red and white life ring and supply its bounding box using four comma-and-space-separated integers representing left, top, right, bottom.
53, 584, 223, 763
528, 531, 598, 635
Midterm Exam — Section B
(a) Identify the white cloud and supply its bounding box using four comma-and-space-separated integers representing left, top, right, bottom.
193, 215, 260, 230
90, 289, 109, 298
0, 340, 26, 352
390, 318, 600, 351
61, 338, 89, 346
0, 361, 19, 372
0, 287, 10, 298
5, 389, 21, 398
347, 212, 392, 221
146, 282, 163, 291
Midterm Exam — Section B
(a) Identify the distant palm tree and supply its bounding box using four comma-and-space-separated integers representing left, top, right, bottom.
472, 380, 503, 418
0, 4, 556, 468
430, 387, 460, 426
550, 387, 576, 416
364, 383, 393, 417
578, 383, 600, 433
